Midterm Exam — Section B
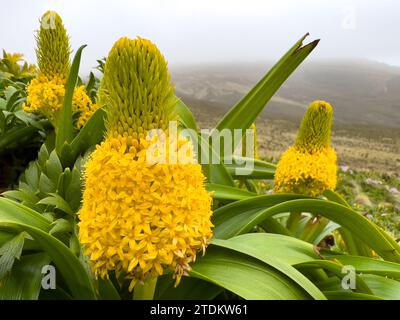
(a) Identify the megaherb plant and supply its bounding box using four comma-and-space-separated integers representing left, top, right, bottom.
0, 56, 48, 189
1, 11, 400, 300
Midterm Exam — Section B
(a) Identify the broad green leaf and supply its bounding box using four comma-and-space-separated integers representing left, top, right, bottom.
5, 87, 19, 110
191, 245, 313, 300
0, 198, 50, 231
225, 156, 276, 179
97, 278, 121, 300
38, 144, 50, 168
212, 235, 326, 300
56, 45, 87, 154
24, 162, 40, 189
49, 219, 73, 235
213, 198, 400, 263
295, 260, 372, 294
38, 194, 74, 216
86, 72, 96, 93
213, 194, 309, 219
0, 232, 26, 279
206, 183, 256, 200
2, 189, 40, 205
0, 230, 15, 246
216, 34, 319, 138
38, 172, 56, 194
0, 221, 96, 299
155, 276, 222, 300
45, 150, 63, 183
69, 107, 106, 159
0, 253, 51, 300
0, 126, 39, 153
176, 98, 198, 131
65, 167, 82, 212
361, 274, 400, 300
220, 233, 320, 265
259, 217, 292, 236
173, 105, 233, 186
323, 291, 383, 300
324, 190, 374, 257
183, 128, 233, 186
325, 255, 400, 279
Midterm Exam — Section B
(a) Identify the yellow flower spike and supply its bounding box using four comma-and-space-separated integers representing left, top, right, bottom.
79, 37, 213, 291
25, 11, 97, 129
274, 100, 337, 196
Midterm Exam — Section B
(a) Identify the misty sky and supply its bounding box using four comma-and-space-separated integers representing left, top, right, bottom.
1, 0, 400, 74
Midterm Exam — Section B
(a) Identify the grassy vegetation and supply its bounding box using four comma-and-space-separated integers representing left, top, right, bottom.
337, 169, 400, 239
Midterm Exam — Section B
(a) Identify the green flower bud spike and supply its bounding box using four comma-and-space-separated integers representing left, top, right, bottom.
101, 37, 176, 143
36, 11, 71, 78
295, 100, 333, 151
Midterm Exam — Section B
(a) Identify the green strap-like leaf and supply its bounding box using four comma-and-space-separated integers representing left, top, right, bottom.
155, 276, 222, 300
213, 198, 400, 263
215, 34, 319, 137
225, 156, 276, 179
0, 221, 96, 299
0, 198, 51, 230
38, 193, 74, 216
206, 183, 257, 200
213, 193, 309, 220
176, 98, 198, 132
190, 245, 314, 300
69, 108, 106, 160
295, 260, 373, 295
56, 44, 87, 154
0, 253, 51, 300
0, 232, 26, 279
360, 274, 400, 300
323, 291, 383, 300
324, 255, 400, 279
212, 235, 326, 300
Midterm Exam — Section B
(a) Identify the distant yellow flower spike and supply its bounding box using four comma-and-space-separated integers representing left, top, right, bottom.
79, 37, 213, 289
274, 100, 337, 196
25, 11, 97, 129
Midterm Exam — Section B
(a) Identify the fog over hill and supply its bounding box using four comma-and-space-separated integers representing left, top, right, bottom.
172, 59, 400, 128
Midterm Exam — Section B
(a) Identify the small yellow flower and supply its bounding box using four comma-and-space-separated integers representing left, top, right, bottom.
25, 75, 65, 119
76, 102, 101, 129
25, 75, 98, 128
72, 86, 101, 129
274, 100, 337, 196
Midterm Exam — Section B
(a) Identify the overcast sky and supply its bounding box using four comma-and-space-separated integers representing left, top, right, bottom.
1, 0, 400, 74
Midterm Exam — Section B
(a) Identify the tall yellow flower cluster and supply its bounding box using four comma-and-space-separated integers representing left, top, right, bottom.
79, 37, 213, 290
274, 100, 337, 196
25, 11, 98, 128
